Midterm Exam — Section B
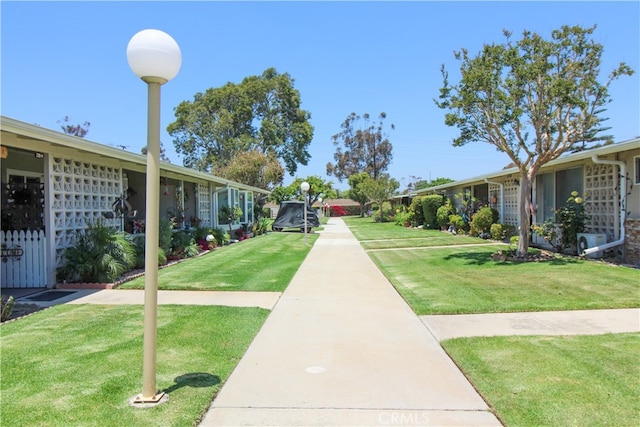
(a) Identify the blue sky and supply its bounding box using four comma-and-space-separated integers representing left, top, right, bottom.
2, 1, 639, 191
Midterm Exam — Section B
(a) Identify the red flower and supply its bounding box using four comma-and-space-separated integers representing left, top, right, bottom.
331, 205, 347, 216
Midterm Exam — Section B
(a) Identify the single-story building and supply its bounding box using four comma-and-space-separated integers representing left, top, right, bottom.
413, 138, 640, 265
1, 116, 269, 289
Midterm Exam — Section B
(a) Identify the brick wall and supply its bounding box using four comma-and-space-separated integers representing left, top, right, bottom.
625, 218, 640, 266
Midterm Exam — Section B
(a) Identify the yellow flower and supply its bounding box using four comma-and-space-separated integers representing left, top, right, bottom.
575, 197, 583, 204
571, 191, 579, 197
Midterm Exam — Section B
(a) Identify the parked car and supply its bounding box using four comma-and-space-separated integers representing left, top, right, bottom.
272, 201, 320, 232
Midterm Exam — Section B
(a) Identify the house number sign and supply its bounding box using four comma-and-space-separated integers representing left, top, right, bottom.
1, 245, 24, 263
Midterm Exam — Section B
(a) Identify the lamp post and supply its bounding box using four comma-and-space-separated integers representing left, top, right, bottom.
127, 29, 181, 405
318, 197, 323, 217
301, 181, 310, 243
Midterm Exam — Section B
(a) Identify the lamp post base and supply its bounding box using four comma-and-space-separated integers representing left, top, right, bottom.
129, 392, 168, 407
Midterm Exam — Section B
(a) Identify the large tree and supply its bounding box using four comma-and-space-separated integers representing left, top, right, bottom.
359, 174, 400, 222
167, 68, 314, 182
436, 25, 633, 257
58, 116, 90, 138
141, 141, 171, 163
216, 150, 284, 190
270, 176, 337, 206
347, 172, 372, 217
402, 175, 454, 194
326, 112, 394, 181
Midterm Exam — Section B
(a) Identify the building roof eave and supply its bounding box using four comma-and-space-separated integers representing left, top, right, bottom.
414, 137, 640, 195
0, 116, 269, 195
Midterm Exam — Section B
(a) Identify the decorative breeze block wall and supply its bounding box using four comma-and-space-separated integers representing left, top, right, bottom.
51, 157, 122, 268
197, 183, 211, 226
584, 163, 618, 240
502, 179, 519, 226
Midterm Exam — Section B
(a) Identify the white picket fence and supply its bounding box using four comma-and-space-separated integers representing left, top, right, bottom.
1, 230, 47, 288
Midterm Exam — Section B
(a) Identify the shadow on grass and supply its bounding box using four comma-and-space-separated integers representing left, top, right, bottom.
163, 372, 220, 394
443, 251, 581, 266
443, 251, 494, 265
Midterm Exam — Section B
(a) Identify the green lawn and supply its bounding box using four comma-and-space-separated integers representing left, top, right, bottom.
343, 216, 448, 240
343, 215, 493, 249
341, 216, 639, 314
0, 304, 269, 427
443, 333, 640, 427
120, 231, 318, 292
369, 244, 640, 314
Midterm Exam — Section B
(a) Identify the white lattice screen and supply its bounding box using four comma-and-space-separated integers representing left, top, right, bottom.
488, 183, 501, 215
502, 179, 519, 226
197, 183, 211, 226
51, 157, 122, 267
584, 163, 618, 239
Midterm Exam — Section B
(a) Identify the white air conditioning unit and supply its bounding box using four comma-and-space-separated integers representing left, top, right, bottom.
577, 233, 607, 258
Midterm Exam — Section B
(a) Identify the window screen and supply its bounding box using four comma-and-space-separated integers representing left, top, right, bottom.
555, 167, 583, 207
217, 190, 229, 225
536, 172, 555, 222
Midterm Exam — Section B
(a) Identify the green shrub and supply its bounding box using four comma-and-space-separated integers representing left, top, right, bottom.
214, 228, 231, 245
504, 224, 516, 239
422, 195, 444, 229
436, 199, 455, 229
490, 223, 504, 241
170, 230, 199, 259
448, 214, 466, 232
159, 218, 173, 253
557, 191, 589, 253
133, 235, 170, 268
59, 221, 136, 283
158, 247, 167, 265
257, 217, 272, 235
470, 207, 498, 237
410, 196, 425, 226
489, 223, 514, 241
193, 226, 213, 242
183, 242, 200, 258
394, 209, 412, 227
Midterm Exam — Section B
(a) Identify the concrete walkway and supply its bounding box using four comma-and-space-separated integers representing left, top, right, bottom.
16, 289, 281, 310
200, 218, 501, 426
422, 308, 640, 341
66, 289, 281, 310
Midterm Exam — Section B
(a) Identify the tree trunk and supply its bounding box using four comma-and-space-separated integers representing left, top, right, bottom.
517, 173, 533, 257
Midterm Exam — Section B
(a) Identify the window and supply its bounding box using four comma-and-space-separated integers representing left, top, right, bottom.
231, 188, 239, 221
239, 191, 254, 223
535, 166, 583, 222
216, 187, 240, 226
3, 170, 45, 231
555, 167, 583, 206
239, 192, 246, 222
216, 190, 229, 225
246, 192, 254, 223
473, 183, 488, 205
7, 169, 43, 185
536, 173, 555, 222
635, 156, 640, 185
